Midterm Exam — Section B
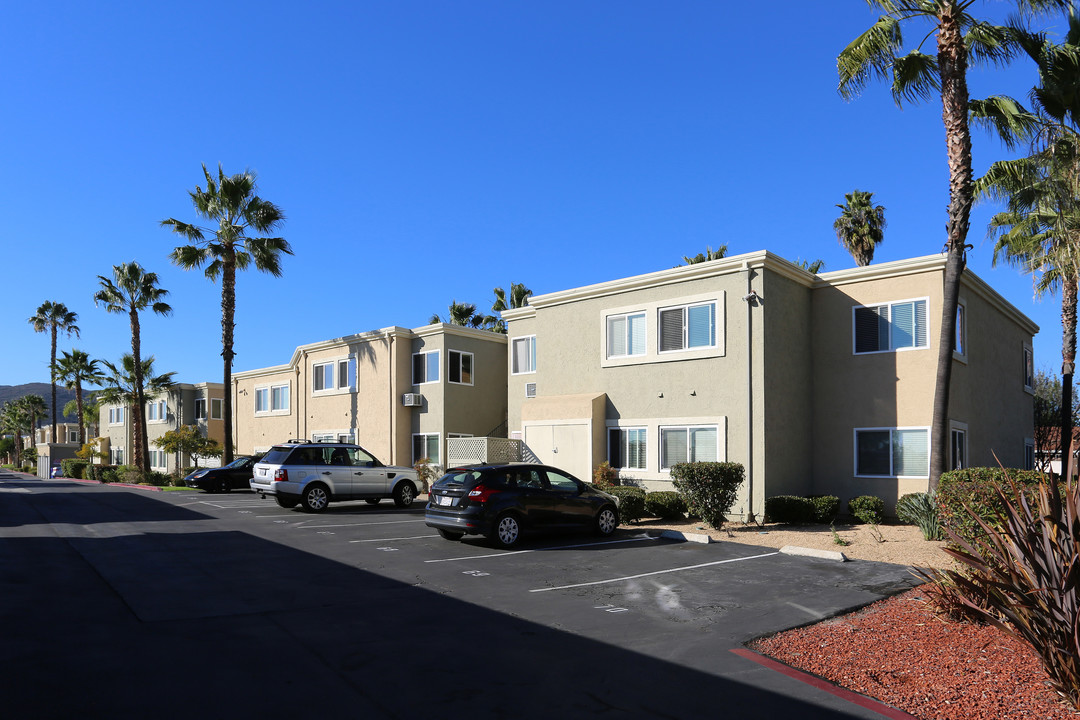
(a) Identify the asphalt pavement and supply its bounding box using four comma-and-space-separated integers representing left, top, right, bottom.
0, 472, 920, 719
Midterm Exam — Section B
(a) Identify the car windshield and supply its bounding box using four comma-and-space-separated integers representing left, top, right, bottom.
434, 470, 484, 489
259, 447, 294, 465
224, 456, 251, 469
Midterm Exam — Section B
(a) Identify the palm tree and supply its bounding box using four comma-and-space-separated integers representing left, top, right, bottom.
94, 262, 172, 472
490, 282, 533, 333
679, 245, 728, 266
28, 301, 80, 444
838, 0, 1068, 490
53, 349, 104, 445
795, 258, 828, 274
429, 301, 494, 329
833, 191, 886, 266
11, 395, 48, 454
161, 164, 290, 466
98, 355, 176, 466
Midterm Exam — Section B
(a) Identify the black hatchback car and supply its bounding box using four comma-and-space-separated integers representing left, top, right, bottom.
184, 455, 261, 493
425, 463, 620, 548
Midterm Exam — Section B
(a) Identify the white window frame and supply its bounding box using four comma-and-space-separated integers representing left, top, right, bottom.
606, 312, 647, 359
255, 383, 291, 416
658, 302, 717, 355
210, 398, 223, 420
608, 426, 647, 470
147, 400, 167, 424
312, 430, 355, 444
854, 426, 930, 479
413, 350, 440, 385
448, 350, 474, 386
67, 429, 79, 443
852, 297, 930, 355
1023, 342, 1034, 393
194, 398, 207, 420
511, 336, 536, 375
412, 432, 440, 465
110, 447, 124, 464
312, 356, 355, 395
949, 421, 968, 471
600, 292, 725, 368
148, 449, 167, 470
953, 300, 967, 362
659, 424, 719, 471
108, 407, 124, 425
1024, 438, 1035, 471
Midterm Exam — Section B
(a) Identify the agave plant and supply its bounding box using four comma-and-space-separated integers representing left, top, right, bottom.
923, 475, 1080, 709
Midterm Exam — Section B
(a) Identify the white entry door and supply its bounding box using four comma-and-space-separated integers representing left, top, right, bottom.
524, 423, 592, 482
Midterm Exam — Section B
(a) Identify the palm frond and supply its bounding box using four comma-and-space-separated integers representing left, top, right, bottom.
891, 50, 940, 106
838, 16, 904, 101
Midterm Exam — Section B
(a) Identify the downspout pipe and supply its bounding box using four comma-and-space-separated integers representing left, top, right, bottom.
742, 261, 757, 523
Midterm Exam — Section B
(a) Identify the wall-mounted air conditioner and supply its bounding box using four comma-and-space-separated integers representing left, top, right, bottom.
525, 383, 537, 399
402, 393, 423, 407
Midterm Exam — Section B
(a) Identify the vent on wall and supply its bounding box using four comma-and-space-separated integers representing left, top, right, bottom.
402, 393, 423, 407
525, 383, 536, 399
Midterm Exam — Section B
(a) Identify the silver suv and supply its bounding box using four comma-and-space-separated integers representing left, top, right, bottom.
250, 440, 421, 513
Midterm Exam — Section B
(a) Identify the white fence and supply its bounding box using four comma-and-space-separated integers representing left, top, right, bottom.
447, 437, 523, 466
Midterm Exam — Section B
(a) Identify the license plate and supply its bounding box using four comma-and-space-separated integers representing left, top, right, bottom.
257, 468, 265, 476
436, 495, 454, 507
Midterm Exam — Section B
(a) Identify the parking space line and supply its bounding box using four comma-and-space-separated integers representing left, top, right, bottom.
297, 519, 428, 529
349, 535, 438, 543
528, 551, 780, 593
424, 535, 657, 563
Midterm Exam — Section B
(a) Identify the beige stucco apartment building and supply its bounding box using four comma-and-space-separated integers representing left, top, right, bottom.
99, 382, 226, 473
231, 324, 508, 468
502, 251, 1038, 519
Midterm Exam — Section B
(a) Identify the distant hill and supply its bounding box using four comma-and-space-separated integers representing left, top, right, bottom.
0, 384, 82, 422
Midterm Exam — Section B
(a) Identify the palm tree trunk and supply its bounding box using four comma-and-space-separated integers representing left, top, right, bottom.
75, 381, 85, 445
130, 309, 148, 473
221, 251, 236, 465
929, 3, 972, 492
1061, 277, 1077, 481
50, 325, 58, 445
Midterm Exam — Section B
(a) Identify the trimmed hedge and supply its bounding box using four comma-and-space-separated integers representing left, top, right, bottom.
938, 467, 1045, 547
87, 464, 119, 483
60, 459, 88, 479
808, 495, 840, 523
765, 495, 840, 524
644, 491, 687, 519
848, 495, 885, 524
670, 462, 744, 530
605, 486, 646, 522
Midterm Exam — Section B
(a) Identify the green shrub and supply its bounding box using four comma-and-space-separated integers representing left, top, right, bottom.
922, 475, 1080, 710
644, 491, 687, 519
593, 461, 618, 488
847, 495, 885, 524
102, 468, 119, 483
670, 462, 744, 531
146, 471, 171, 487
808, 495, 840, 523
897, 491, 942, 540
60, 459, 89, 479
605, 486, 646, 522
765, 495, 816, 524
938, 467, 1045, 548
88, 464, 119, 482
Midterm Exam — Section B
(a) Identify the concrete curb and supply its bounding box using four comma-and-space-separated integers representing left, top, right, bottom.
779, 545, 848, 562
49, 477, 163, 492
657, 529, 713, 544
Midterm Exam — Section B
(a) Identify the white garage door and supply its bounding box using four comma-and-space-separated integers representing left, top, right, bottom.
524, 423, 592, 482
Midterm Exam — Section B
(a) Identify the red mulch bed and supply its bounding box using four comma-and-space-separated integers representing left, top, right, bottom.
750, 588, 1079, 720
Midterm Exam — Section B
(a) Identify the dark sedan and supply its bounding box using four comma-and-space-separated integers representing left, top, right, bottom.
185, 456, 261, 493
425, 463, 620, 548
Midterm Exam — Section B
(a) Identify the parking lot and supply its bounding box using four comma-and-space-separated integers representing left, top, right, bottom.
0, 475, 919, 719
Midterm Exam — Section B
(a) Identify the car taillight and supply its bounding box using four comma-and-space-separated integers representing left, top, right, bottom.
273, 469, 288, 482
467, 484, 501, 503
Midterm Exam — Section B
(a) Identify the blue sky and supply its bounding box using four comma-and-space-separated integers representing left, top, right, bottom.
1, 2, 1070, 389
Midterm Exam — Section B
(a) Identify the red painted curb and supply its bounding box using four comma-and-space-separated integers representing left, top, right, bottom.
730, 648, 917, 720
52, 477, 162, 491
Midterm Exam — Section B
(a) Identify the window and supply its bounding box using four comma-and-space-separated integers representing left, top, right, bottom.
606, 313, 646, 358
110, 447, 124, 464
511, 336, 536, 375
413, 433, 440, 464
950, 427, 967, 470
108, 407, 124, 425
1024, 344, 1034, 391
210, 398, 223, 420
148, 450, 166, 469
313, 358, 355, 393
855, 428, 929, 477
256, 384, 289, 414
448, 350, 473, 385
67, 430, 79, 443
147, 400, 166, 422
659, 302, 715, 353
194, 399, 207, 420
545, 469, 581, 491
660, 425, 718, 470
854, 299, 928, 353
954, 304, 967, 356
608, 427, 647, 470
413, 351, 440, 384
1025, 439, 1035, 471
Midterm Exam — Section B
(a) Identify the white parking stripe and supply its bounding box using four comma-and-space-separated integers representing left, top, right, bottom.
349, 535, 438, 543
529, 551, 780, 592
298, 519, 428, 529
423, 535, 657, 563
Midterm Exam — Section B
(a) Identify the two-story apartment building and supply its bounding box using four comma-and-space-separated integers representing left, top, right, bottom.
502, 251, 1037, 519
232, 324, 507, 468
99, 383, 226, 473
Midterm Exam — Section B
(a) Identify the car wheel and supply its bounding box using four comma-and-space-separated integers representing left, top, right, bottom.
221, 480, 231, 494
491, 512, 522, 548
393, 482, 417, 508
594, 506, 619, 536
365, 498, 380, 505
301, 484, 330, 513
437, 528, 464, 541
275, 495, 299, 509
